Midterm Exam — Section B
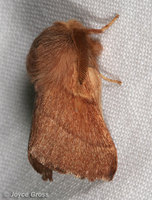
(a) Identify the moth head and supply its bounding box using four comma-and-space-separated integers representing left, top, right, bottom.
66, 19, 85, 30
27, 19, 103, 89
54, 19, 103, 85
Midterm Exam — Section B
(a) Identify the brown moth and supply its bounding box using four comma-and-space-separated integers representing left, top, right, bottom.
27, 14, 121, 182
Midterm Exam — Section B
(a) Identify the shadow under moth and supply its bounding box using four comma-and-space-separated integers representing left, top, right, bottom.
27, 14, 121, 182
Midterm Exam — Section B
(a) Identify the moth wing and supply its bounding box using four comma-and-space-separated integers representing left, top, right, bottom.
28, 85, 117, 181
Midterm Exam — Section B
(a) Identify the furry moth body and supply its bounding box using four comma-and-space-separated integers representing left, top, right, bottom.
27, 14, 121, 182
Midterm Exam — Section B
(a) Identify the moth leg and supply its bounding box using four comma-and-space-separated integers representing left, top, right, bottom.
87, 14, 119, 34
73, 84, 94, 103
100, 73, 122, 85
42, 169, 53, 182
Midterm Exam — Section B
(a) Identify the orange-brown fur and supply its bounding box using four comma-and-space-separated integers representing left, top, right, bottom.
27, 19, 117, 181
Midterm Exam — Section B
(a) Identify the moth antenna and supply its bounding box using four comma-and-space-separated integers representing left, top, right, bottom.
86, 14, 119, 34
72, 29, 89, 84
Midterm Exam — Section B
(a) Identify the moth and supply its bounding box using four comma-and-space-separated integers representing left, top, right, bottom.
27, 14, 121, 182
